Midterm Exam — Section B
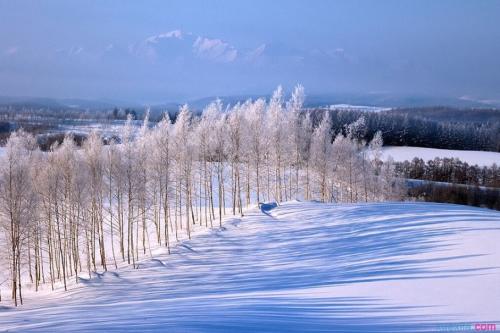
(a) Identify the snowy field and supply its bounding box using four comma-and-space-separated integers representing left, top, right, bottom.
0, 201, 499, 332
382, 146, 500, 167
326, 104, 392, 112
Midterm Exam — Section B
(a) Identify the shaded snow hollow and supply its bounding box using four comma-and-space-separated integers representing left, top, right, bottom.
1, 201, 499, 332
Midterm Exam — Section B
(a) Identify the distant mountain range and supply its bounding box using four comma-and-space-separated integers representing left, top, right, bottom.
0, 93, 499, 112
0, 96, 125, 110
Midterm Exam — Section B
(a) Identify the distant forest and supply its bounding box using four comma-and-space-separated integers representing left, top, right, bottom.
408, 183, 500, 211
396, 157, 500, 188
308, 107, 500, 152
0, 105, 499, 152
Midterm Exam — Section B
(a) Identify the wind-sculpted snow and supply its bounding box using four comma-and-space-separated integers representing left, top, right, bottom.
1, 202, 499, 332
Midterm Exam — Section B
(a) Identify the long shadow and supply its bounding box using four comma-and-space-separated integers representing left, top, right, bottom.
1, 202, 498, 333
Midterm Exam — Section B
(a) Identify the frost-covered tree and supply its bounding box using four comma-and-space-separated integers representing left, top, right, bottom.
0, 130, 36, 305
120, 115, 139, 267
227, 103, 244, 216
0, 85, 403, 306
151, 113, 173, 249
310, 111, 333, 202
244, 98, 267, 203
286, 84, 306, 198
173, 105, 195, 238
267, 86, 287, 202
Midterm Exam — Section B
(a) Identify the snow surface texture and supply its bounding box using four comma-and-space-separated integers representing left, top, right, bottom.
1, 201, 499, 332
382, 146, 500, 167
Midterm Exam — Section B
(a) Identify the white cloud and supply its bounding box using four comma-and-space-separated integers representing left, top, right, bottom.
192, 36, 238, 63
146, 30, 183, 44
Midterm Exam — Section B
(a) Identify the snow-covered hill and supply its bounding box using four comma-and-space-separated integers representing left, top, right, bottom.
326, 104, 391, 112
382, 146, 500, 167
0, 201, 499, 332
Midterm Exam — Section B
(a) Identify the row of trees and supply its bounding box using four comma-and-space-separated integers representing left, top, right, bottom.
322, 108, 499, 152
0, 86, 403, 306
396, 157, 500, 188
408, 183, 500, 211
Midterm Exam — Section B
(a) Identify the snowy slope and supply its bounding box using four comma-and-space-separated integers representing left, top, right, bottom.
0, 202, 499, 332
381, 146, 500, 166
327, 104, 391, 112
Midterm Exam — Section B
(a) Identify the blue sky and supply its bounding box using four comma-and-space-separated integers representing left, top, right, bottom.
0, 0, 499, 103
